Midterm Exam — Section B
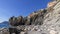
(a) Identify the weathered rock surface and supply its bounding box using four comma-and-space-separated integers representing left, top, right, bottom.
40, 1, 60, 34
1, 0, 60, 34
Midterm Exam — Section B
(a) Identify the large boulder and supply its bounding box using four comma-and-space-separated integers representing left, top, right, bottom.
9, 16, 18, 26
9, 16, 25, 26
17, 16, 25, 25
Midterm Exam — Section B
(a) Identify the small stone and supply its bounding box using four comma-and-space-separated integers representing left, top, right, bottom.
41, 33, 46, 34
37, 29, 40, 31
47, 29, 50, 31
12, 33, 16, 34
20, 32, 26, 34
50, 30, 57, 34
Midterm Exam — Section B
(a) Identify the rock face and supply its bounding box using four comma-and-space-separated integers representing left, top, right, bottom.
38, 1, 60, 34
7, 0, 60, 34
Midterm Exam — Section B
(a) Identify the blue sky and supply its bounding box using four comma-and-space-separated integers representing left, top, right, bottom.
0, 0, 51, 23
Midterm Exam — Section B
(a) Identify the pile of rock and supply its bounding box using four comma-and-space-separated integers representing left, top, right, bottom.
9, 8, 47, 26
0, 28, 9, 34
6, 0, 60, 34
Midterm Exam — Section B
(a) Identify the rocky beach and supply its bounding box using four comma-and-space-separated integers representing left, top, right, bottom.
0, 0, 60, 34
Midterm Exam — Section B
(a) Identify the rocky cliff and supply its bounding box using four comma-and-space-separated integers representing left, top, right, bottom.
3, 0, 60, 34
39, 1, 60, 34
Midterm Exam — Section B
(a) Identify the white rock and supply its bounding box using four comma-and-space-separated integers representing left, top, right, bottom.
50, 30, 57, 34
